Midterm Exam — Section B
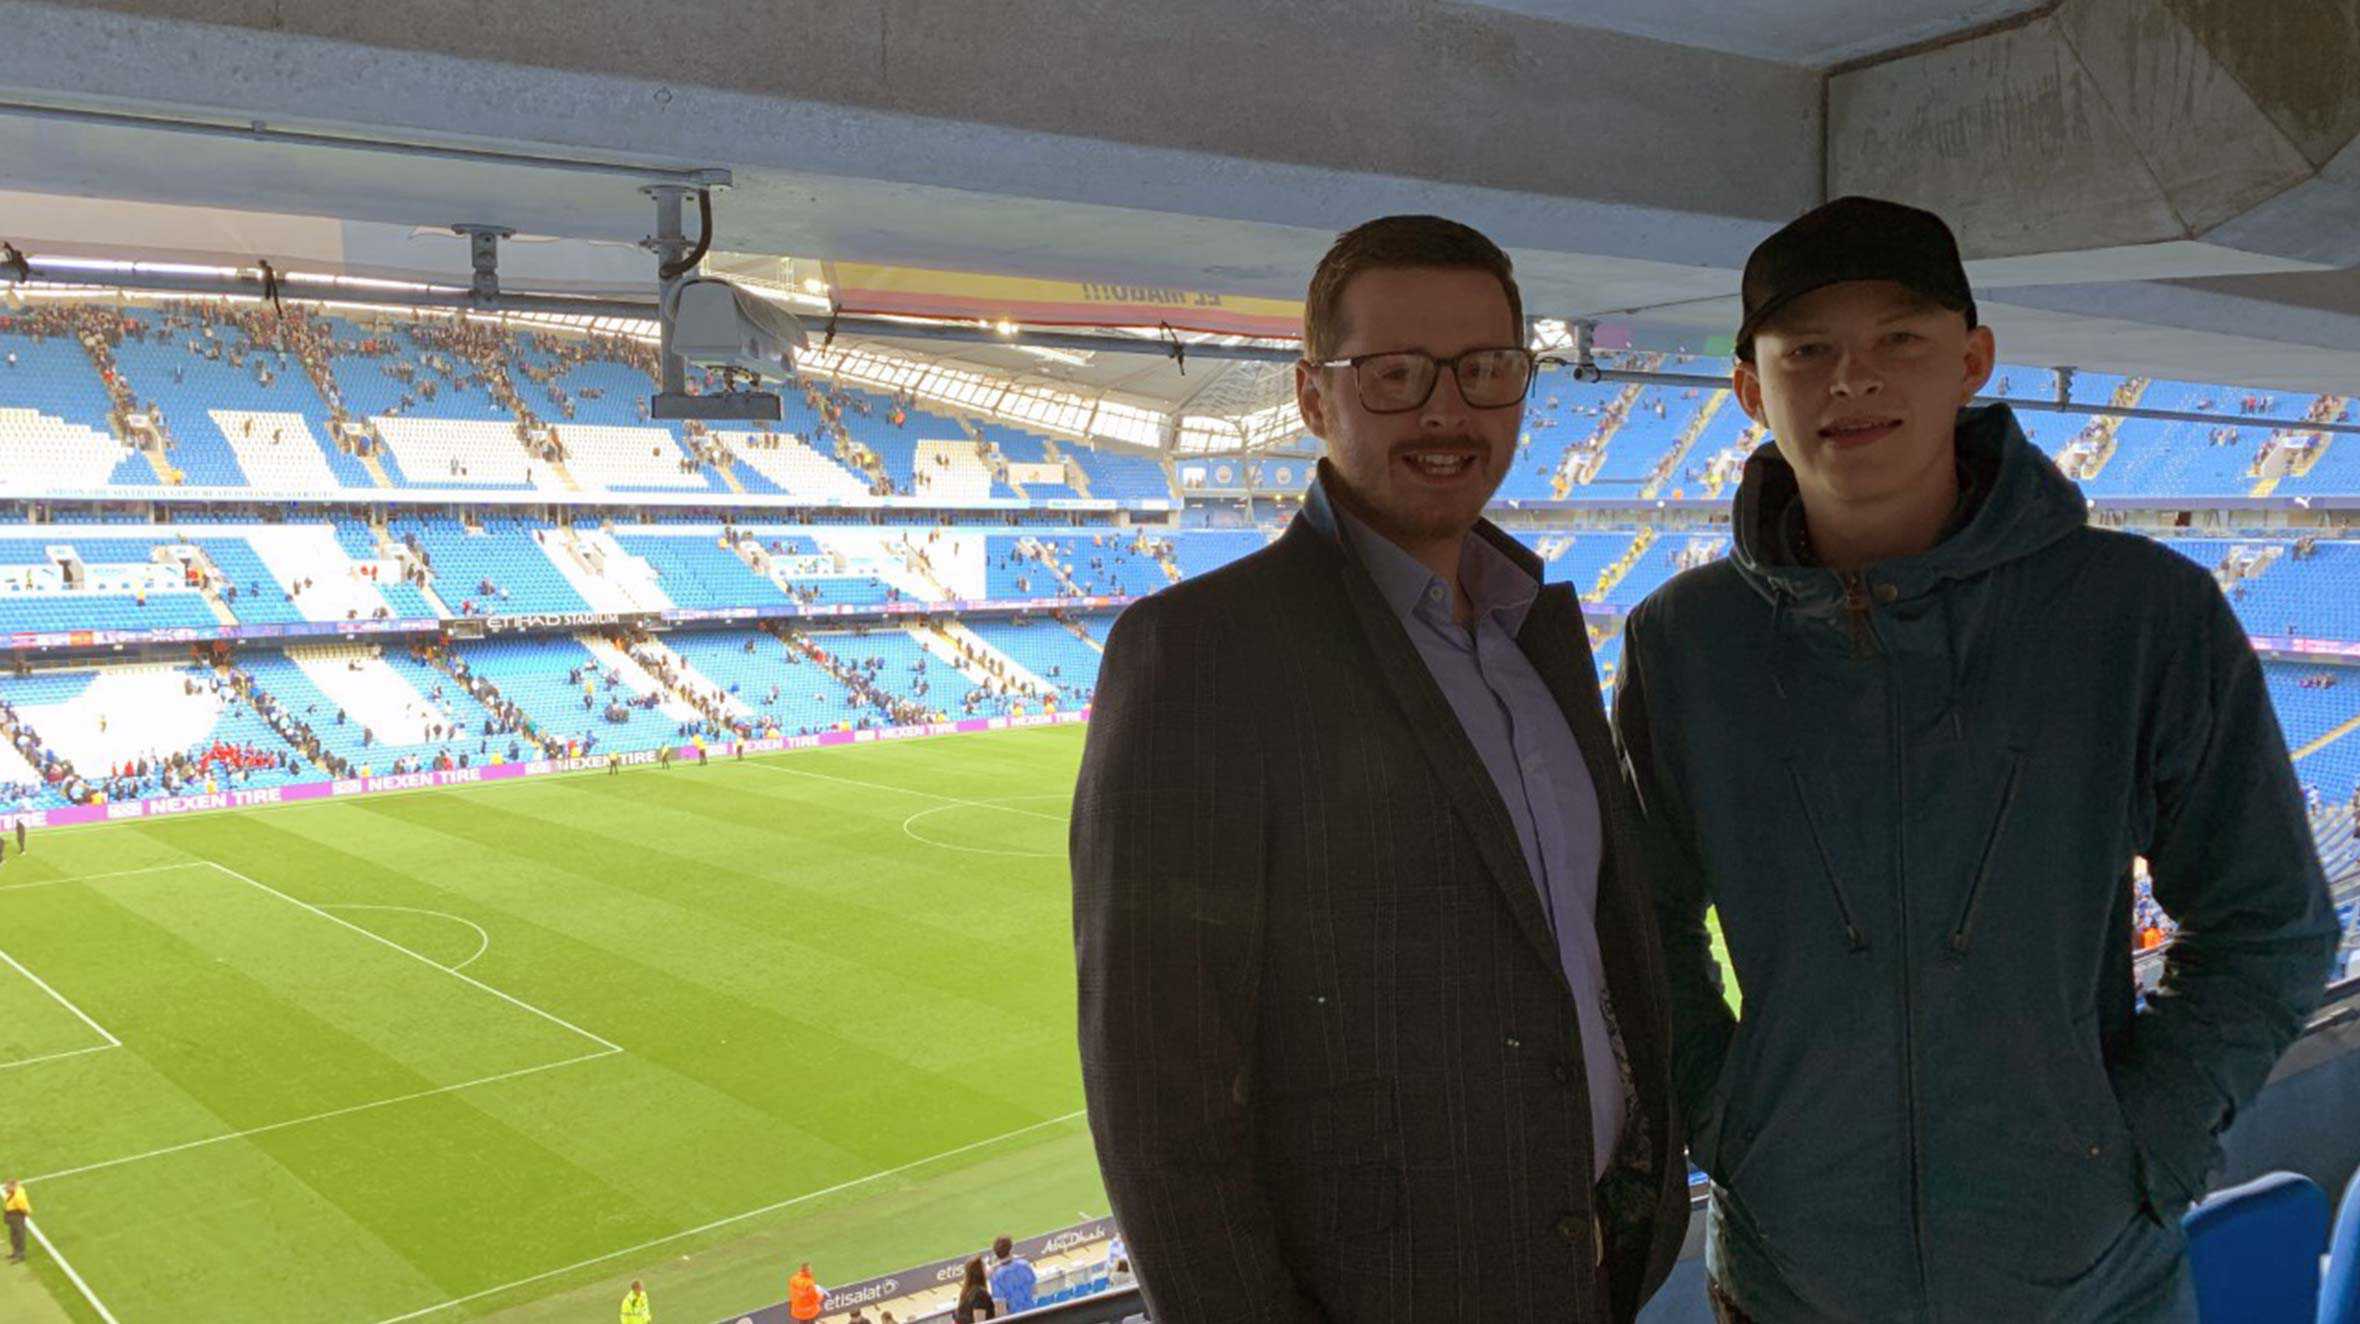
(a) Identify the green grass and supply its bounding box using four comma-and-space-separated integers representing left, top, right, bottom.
4, 721, 1747, 1323
1, 727, 1103, 1324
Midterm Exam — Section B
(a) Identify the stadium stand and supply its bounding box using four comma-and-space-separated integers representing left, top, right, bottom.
1062, 440, 1168, 501
2, 302, 2356, 1001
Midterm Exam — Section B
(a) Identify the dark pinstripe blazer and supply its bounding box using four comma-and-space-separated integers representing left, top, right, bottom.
1072, 508, 1687, 1322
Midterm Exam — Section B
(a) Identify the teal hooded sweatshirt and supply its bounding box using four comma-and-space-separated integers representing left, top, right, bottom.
1615, 403, 2339, 1321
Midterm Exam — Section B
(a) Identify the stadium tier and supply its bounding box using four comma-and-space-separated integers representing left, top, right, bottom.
0, 303, 1183, 508
2, 311, 2357, 999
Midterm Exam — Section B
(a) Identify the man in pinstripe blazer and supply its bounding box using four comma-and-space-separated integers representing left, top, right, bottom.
1072, 216, 1688, 1322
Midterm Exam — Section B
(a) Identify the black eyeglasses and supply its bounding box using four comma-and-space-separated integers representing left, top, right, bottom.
1309, 347, 1539, 414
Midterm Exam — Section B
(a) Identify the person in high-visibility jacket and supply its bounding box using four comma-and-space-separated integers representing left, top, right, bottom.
788, 1262, 827, 1322
3, 1178, 30, 1263
619, 1280, 651, 1324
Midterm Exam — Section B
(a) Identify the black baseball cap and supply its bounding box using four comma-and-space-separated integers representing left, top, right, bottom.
1736, 196, 1976, 361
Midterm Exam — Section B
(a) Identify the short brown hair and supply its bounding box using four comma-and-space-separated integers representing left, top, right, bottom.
1302, 215, 1523, 362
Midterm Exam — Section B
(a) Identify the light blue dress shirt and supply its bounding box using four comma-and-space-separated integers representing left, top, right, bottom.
1316, 478, 1624, 1180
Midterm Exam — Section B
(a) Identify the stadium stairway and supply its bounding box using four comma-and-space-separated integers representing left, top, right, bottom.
1640, 389, 1731, 500
980, 429, 1031, 501
914, 620, 1057, 700
900, 535, 963, 601
2249, 395, 2351, 498
187, 566, 241, 626
286, 330, 388, 491
629, 634, 752, 719
410, 646, 562, 757
770, 626, 911, 724
545, 527, 671, 613
1006, 535, 1086, 597
1052, 436, 1093, 499
904, 623, 997, 692
2311, 805, 2360, 884
0, 725, 49, 795
715, 430, 875, 503
2066, 377, 2153, 483
573, 634, 705, 721
1061, 615, 1105, 652
1588, 527, 1657, 602
2298, 714, 2360, 764
1557, 375, 1649, 495
352, 521, 452, 618
285, 646, 447, 746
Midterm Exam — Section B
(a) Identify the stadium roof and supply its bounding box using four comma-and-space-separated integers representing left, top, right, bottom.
2, 0, 2358, 397
1464, 0, 2052, 66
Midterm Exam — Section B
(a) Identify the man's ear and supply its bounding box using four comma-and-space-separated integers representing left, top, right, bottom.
1961, 324, 1997, 403
1296, 359, 1331, 441
1733, 358, 1767, 427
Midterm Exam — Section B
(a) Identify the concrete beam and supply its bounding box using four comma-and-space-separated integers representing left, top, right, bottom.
0, 0, 1819, 289
1831, 0, 2360, 266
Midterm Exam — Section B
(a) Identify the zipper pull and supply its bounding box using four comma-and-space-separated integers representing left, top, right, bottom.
1839, 572, 1877, 658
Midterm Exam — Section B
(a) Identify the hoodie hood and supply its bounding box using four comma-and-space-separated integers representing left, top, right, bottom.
1729, 402, 2088, 608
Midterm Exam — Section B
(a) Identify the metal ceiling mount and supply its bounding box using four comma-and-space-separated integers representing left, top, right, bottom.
449, 224, 515, 301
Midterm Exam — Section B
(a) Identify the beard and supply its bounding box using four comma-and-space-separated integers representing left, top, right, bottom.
1324, 439, 1500, 547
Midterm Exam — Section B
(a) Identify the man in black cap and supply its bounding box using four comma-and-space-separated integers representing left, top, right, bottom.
1614, 196, 2339, 1322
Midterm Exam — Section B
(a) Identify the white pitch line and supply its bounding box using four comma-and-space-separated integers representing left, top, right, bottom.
899, 799, 1065, 859
737, 759, 1072, 822
321, 904, 493, 972
203, 862, 620, 1055
366, 1107, 1090, 1324
25, 1046, 618, 1186
0, 860, 208, 894
0, 1042, 118, 1075
26, 1217, 121, 1324
0, 944, 121, 1049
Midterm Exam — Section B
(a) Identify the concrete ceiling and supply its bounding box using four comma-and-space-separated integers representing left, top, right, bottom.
1, 0, 2358, 401
1463, 0, 2050, 66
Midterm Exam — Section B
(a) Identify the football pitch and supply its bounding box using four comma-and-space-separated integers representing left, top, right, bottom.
0, 725, 1104, 1324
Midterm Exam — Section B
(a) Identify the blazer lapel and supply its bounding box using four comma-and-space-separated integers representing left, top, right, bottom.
1314, 522, 1566, 978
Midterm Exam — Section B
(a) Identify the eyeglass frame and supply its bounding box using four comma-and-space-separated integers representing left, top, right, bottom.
1304, 346, 1545, 415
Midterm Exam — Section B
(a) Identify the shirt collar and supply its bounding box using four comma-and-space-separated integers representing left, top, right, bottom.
1310, 463, 1541, 635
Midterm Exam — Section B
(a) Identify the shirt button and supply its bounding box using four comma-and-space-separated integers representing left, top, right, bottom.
1552, 1060, 1574, 1085
1556, 1212, 1585, 1245
1874, 583, 1899, 604
1427, 585, 1445, 603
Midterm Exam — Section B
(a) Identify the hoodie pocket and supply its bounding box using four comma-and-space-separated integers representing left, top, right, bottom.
1946, 749, 2025, 958
1784, 766, 1870, 952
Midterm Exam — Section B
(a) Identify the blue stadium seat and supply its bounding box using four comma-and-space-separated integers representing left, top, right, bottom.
0, 326, 116, 426
661, 630, 866, 735
2323, 1167, 2360, 1324
2184, 1170, 2328, 1324
1063, 441, 1170, 502
613, 532, 791, 609
395, 516, 589, 616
